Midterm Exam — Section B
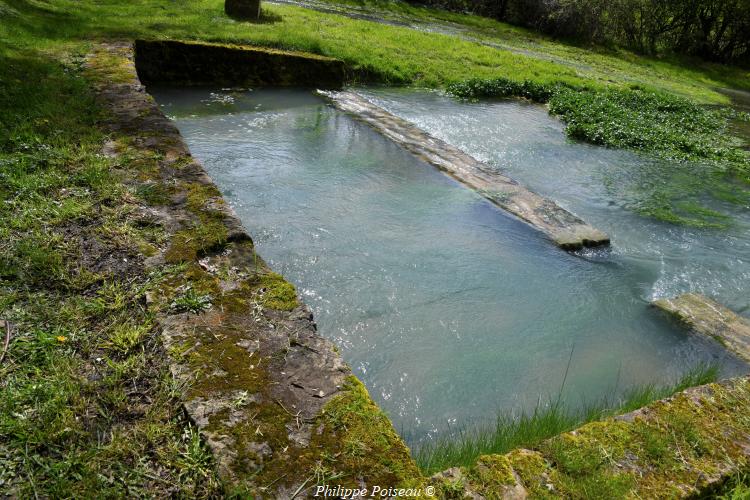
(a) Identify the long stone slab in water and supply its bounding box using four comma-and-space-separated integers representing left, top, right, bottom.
654, 293, 750, 362
318, 90, 609, 250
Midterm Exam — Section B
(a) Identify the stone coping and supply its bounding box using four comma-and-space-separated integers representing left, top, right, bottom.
86, 41, 418, 497
134, 39, 345, 88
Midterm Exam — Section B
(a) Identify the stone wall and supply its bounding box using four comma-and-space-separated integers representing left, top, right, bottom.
134, 39, 345, 88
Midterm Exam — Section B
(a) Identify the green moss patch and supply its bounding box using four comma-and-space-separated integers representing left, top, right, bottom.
313, 376, 423, 488
257, 272, 299, 311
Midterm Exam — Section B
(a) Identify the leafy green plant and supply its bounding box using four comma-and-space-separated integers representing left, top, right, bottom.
170, 287, 213, 314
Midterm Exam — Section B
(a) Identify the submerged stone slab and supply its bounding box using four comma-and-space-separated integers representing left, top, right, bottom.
319, 90, 610, 250
654, 293, 750, 362
134, 39, 345, 88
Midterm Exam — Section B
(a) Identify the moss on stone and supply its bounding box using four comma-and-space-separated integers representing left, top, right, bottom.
437, 379, 750, 498
257, 272, 299, 311
186, 182, 223, 213
466, 454, 516, 488
312, 376, 423, 488
164, 221, 229, 264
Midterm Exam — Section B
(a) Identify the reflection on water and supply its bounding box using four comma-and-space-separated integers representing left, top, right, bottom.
151, 87, 747, 444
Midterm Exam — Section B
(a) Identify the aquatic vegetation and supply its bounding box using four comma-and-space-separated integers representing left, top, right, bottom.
415, 363, 718, 474
448, 77, 750, 226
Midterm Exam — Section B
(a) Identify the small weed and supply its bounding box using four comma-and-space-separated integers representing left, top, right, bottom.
105, 322, 150, 355
170, 287, 212, 314
718, 472, 750, 499
230, 390, 250, 409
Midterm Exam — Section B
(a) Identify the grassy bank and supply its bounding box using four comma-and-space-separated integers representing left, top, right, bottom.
0, 44, 222, 496
2, 0, 749, 103
416, 364, 719, 474
5, 0, 744, 227
283, 0, 750, 102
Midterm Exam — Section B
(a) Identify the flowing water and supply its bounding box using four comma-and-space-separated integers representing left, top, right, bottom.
150, 87, 748, 444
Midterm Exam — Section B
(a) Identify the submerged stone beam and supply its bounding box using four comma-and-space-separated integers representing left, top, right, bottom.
654, 293, 750, 362
319, 90, 610, 250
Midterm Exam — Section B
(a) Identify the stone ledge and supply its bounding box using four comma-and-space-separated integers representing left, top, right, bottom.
432, 377, 750, 498
85, 41, 418, 497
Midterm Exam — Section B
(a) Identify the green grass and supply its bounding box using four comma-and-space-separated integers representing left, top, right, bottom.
3, 0, 748, 227
1, 0, 748, 494
719, 473, 750, 499
1, 0, 748, 103
283, 0, 750, 102
0, 42, 221, 497
415, 363, 719, 474
5, 0, 742, 228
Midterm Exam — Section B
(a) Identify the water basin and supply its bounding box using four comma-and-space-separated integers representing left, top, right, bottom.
150, 87, 747, 444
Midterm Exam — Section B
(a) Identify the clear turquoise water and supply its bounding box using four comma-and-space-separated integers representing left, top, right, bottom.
151, 87, 747, 444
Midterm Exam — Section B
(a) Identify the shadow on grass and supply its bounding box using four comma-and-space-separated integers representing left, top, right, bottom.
226, 7, 283, 24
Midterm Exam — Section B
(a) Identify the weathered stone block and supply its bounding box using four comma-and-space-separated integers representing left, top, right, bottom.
654, 292, 750, 362
225, 0, 260, 20
318, 90, 610, 251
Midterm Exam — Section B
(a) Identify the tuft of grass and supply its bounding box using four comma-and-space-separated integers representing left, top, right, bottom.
170, 287, 213, 314
104, 322, 150, 355
415, 363, 718, 474
718, 472, 750, 499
